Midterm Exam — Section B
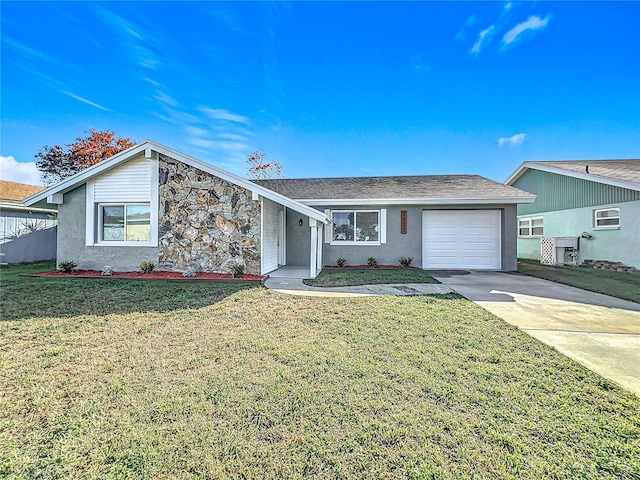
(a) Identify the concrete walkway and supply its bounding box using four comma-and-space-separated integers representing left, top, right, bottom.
264, 276, 453, 297
430, 270, 640, 396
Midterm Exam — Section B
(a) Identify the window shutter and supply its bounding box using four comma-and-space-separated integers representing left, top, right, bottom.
380, 209, 387, 244
324, 209, 332, 243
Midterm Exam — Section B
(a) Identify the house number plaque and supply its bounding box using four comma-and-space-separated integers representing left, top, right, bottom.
400, 210, 407, 234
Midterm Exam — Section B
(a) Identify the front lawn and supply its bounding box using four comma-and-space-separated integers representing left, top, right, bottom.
304, 267, 440, 287
0, 262, 252, 320
518, 259, 640, 303
1, 263, 639, 479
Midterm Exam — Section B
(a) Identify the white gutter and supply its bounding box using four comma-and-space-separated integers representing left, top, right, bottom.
297, 196, 536, 206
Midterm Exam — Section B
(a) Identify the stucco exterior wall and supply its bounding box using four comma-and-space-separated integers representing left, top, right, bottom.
317, 204, 518, 271
57, 185, 158, 271
286, 211, 311, 266
517, 200, 640, 268
320, 205, 420, 267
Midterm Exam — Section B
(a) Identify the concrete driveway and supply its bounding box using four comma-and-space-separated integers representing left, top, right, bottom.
429, 271, 640, 396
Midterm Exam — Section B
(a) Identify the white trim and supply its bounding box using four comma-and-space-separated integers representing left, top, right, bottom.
278, 209, 286, 266
380, 208, 387, 244
300, 196, 535, 206
324, 209, 332, 243
149, 158, 159, 245
24, 140, 330, 224
309, 222, 318, 278
517, 215, 544, 237
85, 180, 95, 246
260, 199, 265, 274
330, 209, 382, 246
95, 203, 154, 246
317, 223, 323, 271
594, 207, 620, 229
506, 162, 640, 192
47, 193, 64, 204
0, 202, 56, 214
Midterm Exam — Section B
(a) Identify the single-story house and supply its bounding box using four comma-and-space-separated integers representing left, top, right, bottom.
0, 180, 57, 263
505, 160, 640, 270
24, 140, 535, 277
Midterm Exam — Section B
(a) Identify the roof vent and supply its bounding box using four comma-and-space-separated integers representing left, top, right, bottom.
585, 165, 589, 173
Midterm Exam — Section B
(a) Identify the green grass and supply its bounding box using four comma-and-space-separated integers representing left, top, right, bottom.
304, 267, 440, 287
1, 263, 639, 479
518, 259, 640, 303
0, 262, 253, 320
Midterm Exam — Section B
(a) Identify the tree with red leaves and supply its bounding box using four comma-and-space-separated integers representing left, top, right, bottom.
35, 130, 135, 184
247, 150, 284, 179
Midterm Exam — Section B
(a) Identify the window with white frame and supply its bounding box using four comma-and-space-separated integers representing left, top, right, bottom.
99, 204, 151, 242
518, 216, 543, 236
594, 208, 620, 228
332, 210, 380, 244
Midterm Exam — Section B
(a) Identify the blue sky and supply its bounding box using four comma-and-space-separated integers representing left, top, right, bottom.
2, 1, 639, 186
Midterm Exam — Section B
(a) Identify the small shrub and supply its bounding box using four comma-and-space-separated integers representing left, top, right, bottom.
232, 263, 245, 278
139, 260, 155, 274
58, 260, 77, 273
182, 266, 197, 278
336, 257, 346, 268
399, 256, 413, 268
101, 266, 114, 276
367, 257, 378, 268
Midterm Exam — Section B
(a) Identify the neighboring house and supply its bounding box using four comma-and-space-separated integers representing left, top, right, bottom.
0, 180, 57, 263
506, 160, 640, 270
24, 140, 535, 277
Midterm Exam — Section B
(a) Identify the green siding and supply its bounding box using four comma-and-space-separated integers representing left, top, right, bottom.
513, 169, 640, 215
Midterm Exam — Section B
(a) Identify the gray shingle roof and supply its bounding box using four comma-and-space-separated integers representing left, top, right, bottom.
527, 160, 640, 185
254, 175, 534, 201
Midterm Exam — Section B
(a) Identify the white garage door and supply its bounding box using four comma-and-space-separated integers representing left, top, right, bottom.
422, 210, 501, 270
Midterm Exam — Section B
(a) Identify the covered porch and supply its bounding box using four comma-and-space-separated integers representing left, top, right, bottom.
261, 200, 329, 279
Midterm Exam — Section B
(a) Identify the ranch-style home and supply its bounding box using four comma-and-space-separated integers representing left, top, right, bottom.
506, 160, 640, 270
24, 140, 535, 277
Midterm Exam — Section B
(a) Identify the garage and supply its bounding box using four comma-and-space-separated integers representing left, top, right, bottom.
422, 210, 501, 269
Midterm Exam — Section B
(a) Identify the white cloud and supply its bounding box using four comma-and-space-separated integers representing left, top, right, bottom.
503, 15, 550, 46
498, 133, 526, 147
411, 53, 430, 74
2, 36, 66, 67
199, 107, 250, 125
471, 25, 496, 55
455, 14, 477, 41
154, 91, 179, 107
60, 90, 111, 111
0, 156, 42, 185
95, 5, 161, 70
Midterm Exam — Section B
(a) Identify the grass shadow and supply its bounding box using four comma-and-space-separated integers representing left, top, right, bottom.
1, 262, 258, 321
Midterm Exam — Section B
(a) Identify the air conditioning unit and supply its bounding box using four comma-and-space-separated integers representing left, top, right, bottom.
541, 237, 579, 266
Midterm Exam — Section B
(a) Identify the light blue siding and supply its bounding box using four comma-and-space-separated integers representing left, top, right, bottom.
513, 169, 640, 215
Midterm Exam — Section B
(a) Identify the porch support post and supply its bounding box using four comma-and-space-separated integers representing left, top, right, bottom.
316, 223, 323, 273
309, 218, 318, 278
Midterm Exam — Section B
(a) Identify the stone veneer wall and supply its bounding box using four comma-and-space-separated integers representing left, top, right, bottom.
158, 154, 261, 275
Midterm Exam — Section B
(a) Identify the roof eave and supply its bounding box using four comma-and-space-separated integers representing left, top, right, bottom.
23, 140, 329, 224
297, 196, 536, 206
506, 162, 640, 192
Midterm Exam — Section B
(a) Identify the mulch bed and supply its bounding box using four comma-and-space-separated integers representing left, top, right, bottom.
26, 270, 266, 284
323, 265, 419, 270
